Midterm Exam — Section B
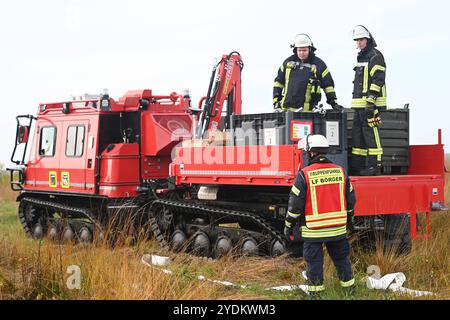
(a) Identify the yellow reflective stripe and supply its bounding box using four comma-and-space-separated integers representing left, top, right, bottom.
288, 211, 301, 218
352, 148, 368, 156
291, 185, 301, 196
308, 285, 325, 292
273, 97, 280, 103
349, 183, 353, 193
373, 127, 382, 150
370, 83, 381, 92
303, 103, 311, 111
368, 148, 383, 155
305, 83, 312, 103
301, 225, 347, 238
285, 220, 292, 227
306, 218, 347, 228
310, 185, 318, 216
374, 97, 387, 107
363, 66, 369, 93
274, 81, 285, 89
305, 211, 348, 221
322, 68, 330, 78
382, 85, 387, 97
281, 67, 291, 107
372, 127, 383, 161
306, 211, 347, 219
324, 86, 335, 94
339, 181, 345, 212
280, 64, 284, 73
351, 98, 367, 108
370, 65, 386, 77
340, 278, 355, 287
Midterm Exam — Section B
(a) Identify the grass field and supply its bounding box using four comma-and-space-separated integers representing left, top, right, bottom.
0, 157, 448, 300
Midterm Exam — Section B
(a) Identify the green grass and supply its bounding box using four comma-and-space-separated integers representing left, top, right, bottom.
1, 197, 449, 300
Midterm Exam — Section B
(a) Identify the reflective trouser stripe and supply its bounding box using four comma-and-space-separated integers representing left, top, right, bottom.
340, 278, 355, 287
373, 127, 382, 161
308, 285, 325, 292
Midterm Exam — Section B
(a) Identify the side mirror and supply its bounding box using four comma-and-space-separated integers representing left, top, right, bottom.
18, 126, 30, 144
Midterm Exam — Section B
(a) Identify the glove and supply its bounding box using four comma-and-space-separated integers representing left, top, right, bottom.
284, 226, 294, 242
330, 100, 344, 112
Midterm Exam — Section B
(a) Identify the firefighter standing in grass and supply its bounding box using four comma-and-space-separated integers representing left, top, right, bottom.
284, 134, 356, 297
350, 25, 387, 176
273, 34, 344, 112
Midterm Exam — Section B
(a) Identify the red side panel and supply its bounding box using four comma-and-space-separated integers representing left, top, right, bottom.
99, 143, 140, 198
171, 145, 302, 186
352, 143, 445, 216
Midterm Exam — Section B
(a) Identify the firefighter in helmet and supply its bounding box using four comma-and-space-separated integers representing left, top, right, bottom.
273, 34, 344, 112
284, 134, 356, 297
350, 25, 387, 176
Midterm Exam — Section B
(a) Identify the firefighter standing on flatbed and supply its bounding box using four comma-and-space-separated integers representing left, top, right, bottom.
273, 34, 344, 112
350, 25, 387, 176
284, 135, 356, 297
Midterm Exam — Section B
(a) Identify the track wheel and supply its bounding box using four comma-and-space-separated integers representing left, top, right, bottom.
214, 235, 233, 258
170, 230, 187, 252
240, 237, 258, 256
191, 231, 211, 257
32, 223, 45, 240
270, 239, 286, 257
62, 226, 75, 243
79, 227, 92, 243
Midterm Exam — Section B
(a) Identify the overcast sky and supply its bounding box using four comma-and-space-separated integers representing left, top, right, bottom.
1, 0, 449, 166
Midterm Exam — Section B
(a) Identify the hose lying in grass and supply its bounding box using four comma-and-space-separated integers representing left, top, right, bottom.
141, 254, 435, 297
142, 254, 313, 295
366, 272, 434, 297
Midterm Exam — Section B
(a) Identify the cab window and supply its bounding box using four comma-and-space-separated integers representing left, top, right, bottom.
66, 125, 85, 157
39, 126, 56, 157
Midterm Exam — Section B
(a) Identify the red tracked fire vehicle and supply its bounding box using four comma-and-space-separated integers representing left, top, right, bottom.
9, 52, 447, 257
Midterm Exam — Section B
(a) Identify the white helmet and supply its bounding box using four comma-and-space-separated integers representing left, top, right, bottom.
353, 25, 371, 40
298, 134, 329, 152
291, 33, 314, 48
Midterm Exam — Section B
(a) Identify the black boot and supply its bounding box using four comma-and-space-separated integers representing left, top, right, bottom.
359, 166, 381, 176
359, 156, 381, 176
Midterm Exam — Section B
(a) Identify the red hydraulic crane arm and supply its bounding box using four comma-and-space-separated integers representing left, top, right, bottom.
196, 52, 243, 139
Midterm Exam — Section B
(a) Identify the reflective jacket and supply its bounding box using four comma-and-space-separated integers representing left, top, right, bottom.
352, 41, 387, 108
286, 155, 356, 242
273, 53, 337, 111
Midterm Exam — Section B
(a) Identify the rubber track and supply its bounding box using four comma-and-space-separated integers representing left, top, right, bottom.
19, 197, 101, 233
149, 199, 286, 253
